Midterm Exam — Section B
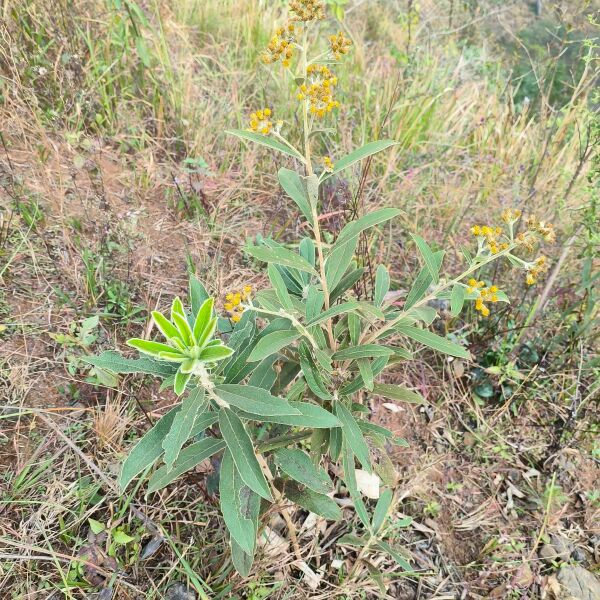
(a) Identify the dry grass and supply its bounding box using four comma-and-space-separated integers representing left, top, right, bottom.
0, 0, 598, 598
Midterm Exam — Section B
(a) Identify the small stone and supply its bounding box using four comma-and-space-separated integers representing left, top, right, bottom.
571, 547, 586, 563
555, 565, 600, 600
540, 543, 559, 562
165, 582, 197, 600
540, 535, 572, 563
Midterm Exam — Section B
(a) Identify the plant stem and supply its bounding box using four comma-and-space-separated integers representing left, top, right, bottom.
256, 454, 303, 561
273, 131, 306, 162
300, 28, 336, 351
363, 245, 517, 344
257, 431, 312, 453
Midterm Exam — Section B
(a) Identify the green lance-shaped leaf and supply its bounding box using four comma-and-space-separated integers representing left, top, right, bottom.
372, 383, 424, 404
236, 401, 340, 428
404, 250, 445, 309
278, 168, 314, 225
162, 388, 207, 471
305, 285, 325, 321
336, 208, 401, 244
213, 384, 300, 416
200, 343, 233, 362
325, 235, 358, 291
226, 129, 305, 161
359, 421, 409, 447
174, 369, 192, 395
274, 448, 333, 494
340, 355, 389, 395
341, 440, 370, 528
148, 437, 225, 493
247, 356, 278, 390
245, 244, 318, 276
189, 275, 210, 317
83, 351, 177, 378
192, 297, 214, 343
330, 267, 365, 303
396, 323, 470, 359
450, 284, 466, 317
304, 301, 361, 327
268, 264, 294, 311
407, 305, 438, 326
357, 359, 374, 391
299, 342, 332, 400
120, 407, 178, 490
411, 234, 441, 284
332, 344, 394, 361
231, 538, 254, 577
372, 488, 393, 533
151, 311, 181, 343
219, 449, 257, 556
375, 540, 414, 572
284, 481, 342, 520
347, 312, 361, 346
219, 408, 272, 501
127, 339, 185, 360
246, 329, 300, 363
324, 140, 398, 178
334, 401, 372, 473
374, 264, 390, 307
325, 208, 400, 290
170, 298, 193, 345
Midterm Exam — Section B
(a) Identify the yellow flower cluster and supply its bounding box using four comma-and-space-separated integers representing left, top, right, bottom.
297, 64, 340, 118
329, 31, 352, 60
525, 256, 548, 285
501, 208, 522, 224
248, 108, 273, 135
224, 285, 252, 323
467, 279, 500, 317
322, 156, 334, 172
289, 0, 325, 21
470, 225, 509, 254
262, 23, 297, 67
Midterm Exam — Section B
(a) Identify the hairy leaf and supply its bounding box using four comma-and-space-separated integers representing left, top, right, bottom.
245, 245, 318, 276
325, 140, 398, 178
278, 168, 314, 225
284, 481, 341, 520
219, 409, 272, 500
334, 402, 371, 473
247, 329, 300, 363
214, 384, 300, 416
226, 129, 304, 160
397, 324, 470, 359
372, 383, 424, 404
83, 351, 176, 378
162, 388, 207, 471
411, 234, 441, 284
148, 437, 225, 493
274, 448, 332, 494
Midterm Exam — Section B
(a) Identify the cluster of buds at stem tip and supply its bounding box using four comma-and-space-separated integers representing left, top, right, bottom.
467, 279, 501, 317
126, 296, 233, 395
524, 256, 548, 285
470, 224, 510, 254
289, 0, 325, 21
322, 156, 334, 172
297, 64, 340, 117
224, 285, 252, 322
262, 23, 297, 67
248, 108, 273, 135
329, 31, 352, 60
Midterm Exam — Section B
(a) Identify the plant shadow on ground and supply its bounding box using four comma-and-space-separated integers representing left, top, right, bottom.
0, 0, 598, 598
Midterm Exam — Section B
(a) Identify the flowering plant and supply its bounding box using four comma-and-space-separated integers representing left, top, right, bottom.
87, 0, 554, 581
